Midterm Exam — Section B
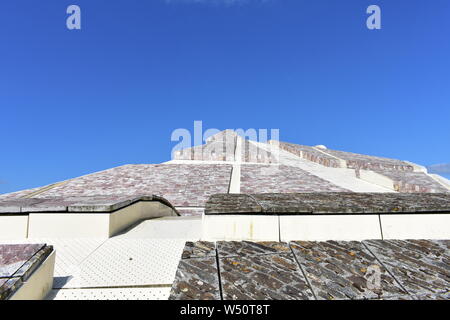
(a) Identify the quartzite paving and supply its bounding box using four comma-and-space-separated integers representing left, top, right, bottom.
275, 141, 342, 168
363, 240, 450, 296
0, 244, 46, 277
375, 170, 449, 193
217, 241, 291, 257
290, 241, 406, 300
320, 148, 414, 172
240, 165, 348, 193
169, 240, 450, 300
205, 193, 450, 215
220, 253, 314, 300
0, 244, 53, 300
15, 164, 232, 208
169, 257, 220, 300
182, 242, 216, 259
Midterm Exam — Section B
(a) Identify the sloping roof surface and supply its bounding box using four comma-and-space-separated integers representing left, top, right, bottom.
1, 130, 448, 215
169, 240, 450, 300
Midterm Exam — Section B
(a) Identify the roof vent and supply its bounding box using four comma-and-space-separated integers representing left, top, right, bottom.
315, 145, 327, 150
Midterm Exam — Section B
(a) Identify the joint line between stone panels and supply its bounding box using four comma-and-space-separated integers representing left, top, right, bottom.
215, 244, 224, 301
361, 241, 411, 296
378, 215, 384, 240
288, 242, 317, 300
278, 216, 281, 242
247, 194, 266, 212
227, 167, 234, 194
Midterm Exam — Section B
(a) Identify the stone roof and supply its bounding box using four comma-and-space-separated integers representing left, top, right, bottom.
1, 130, 449, 216
0, 244, 53, 300
169, 239, 450, 300
0, 195, 177, 215
205, 193, 450, 215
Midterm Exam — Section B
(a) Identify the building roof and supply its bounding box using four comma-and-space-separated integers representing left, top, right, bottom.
205, 193, 450, 215
1, 130, 448, 216
169, 239, 450, 300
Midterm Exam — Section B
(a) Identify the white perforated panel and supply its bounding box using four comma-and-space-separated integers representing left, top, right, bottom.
46, 287, 171, 300
62, 238, 185, 288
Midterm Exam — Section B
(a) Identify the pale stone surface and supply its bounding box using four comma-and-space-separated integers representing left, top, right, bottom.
380, 214, 450, 239
202, 215, 279, 241
279, 215, 382, 241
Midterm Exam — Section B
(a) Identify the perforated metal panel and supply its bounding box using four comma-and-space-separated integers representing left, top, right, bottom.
1, 219, 195, 299
46, 287, 171, 300
62, 238, 185, 288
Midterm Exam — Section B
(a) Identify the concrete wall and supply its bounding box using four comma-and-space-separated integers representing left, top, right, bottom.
202, 213, 450, 241
0, 215, 28, 239
1, 201, 177, 239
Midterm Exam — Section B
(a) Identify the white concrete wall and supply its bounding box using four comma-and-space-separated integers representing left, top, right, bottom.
202, 215, 279, 241
0, 215, 28, 239
203, 213, 450, 241
9, 201, 178, 239
10, 251, 55, 300
279, 215, 382, 241
28, 213, 110, 238
380, 214, 450, 239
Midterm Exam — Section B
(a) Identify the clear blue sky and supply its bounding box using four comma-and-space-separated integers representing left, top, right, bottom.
1, 0, 450, 194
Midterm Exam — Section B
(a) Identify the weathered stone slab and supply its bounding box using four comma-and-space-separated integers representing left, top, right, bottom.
182, 242, 216, 259
363, 240, 450, 296
252, 194, 312, 214
205, 192, 450, 215
240, 165, 347, 194
169, 257, 220, 300
219, 253, 314, 300
0, 244, 46, 278
13, 245, 53, 281
290, 241, 406, 300
206, 194, 262, 214
217, 241, 291, 257
0, 277, 22, 300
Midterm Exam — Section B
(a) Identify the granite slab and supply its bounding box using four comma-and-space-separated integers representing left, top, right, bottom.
217, 241, 291, 257
363, 240, 450, 296
219, 253, 314, 300
290, 241, 406, 300
169, 257, 220, 300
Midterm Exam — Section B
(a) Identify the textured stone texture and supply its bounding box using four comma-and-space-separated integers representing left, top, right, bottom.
0, 164, 232, 208
241, 140, 277, 164
364, 240, 450, 295
0, 244, 46, 277
240, 165, 348, 194
205, 192, 450, 215
217, 241, 291, 257
220, 253, 314, 300
321, 148, 414, 172
169, 257, 220, 300
182, 242, 216, 259
0, 244, 53, 300
274, 141, 342, 168
290, 241, 406, 300
375, 170, 449, 193
0, 277, 22, 300
0, 195, 177, 215
169, 240, 450, 300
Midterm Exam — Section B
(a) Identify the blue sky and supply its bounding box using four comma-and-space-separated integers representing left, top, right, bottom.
1, 0, 450, 194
